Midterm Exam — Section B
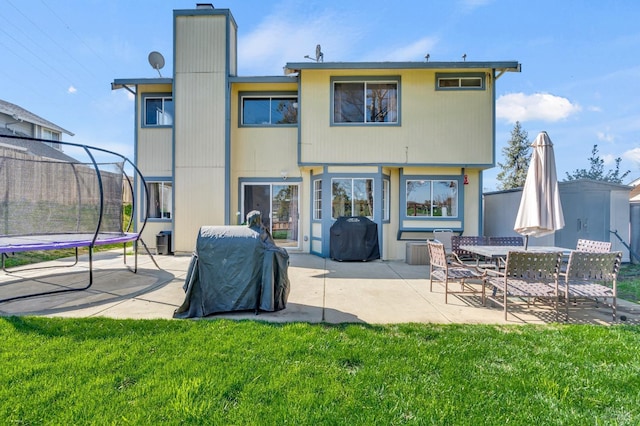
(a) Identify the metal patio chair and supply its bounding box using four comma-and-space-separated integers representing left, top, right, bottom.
559, 250, 622, 321
575, 239, 612, 253
427, 240, 486, 304
485, 251, 562, 320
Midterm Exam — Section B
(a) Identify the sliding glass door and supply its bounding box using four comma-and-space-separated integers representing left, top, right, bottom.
242, 183, 299, 248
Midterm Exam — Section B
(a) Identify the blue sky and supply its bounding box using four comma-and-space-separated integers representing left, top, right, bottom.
2, 0, 639, 190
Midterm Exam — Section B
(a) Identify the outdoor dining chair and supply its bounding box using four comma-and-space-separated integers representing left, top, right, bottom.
575, 239, 612, 253
433, 229, 454, 255
451, 235, 497, 269
484, 251, 562, 320
559, 250, 622, 322
427, 240, 486, 304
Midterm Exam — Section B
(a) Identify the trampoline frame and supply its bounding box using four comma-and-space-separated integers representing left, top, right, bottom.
0, 136, 151, 303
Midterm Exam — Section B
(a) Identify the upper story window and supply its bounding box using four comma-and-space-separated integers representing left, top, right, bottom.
241, 94, 298, 126
144, 95, 173, 127
332, 77, 399, 125
41, 129, 60, 141
436, 73, 485, 90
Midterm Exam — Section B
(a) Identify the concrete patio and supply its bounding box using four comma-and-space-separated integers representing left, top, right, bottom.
0, 249, 637, 325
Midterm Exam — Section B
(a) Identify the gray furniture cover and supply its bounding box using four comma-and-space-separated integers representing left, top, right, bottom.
174, 214, 290, 318
330, 216, 380, 262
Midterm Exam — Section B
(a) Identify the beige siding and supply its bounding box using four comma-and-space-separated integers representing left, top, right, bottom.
175, 15, 228, 74
229, 82, 300, 224
229, 19, 237, 76
173, 12, 229, 253
136, 84, 173, 176
137, 129, 172, 175
299, 69, 494, 165
174, 74, 227, 169
173, 166, 227, 250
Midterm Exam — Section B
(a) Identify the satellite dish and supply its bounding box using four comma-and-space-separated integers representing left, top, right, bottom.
148, 51, 165, 77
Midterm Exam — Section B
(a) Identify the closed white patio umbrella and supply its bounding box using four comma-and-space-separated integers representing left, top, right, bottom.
514, 131, 565, 248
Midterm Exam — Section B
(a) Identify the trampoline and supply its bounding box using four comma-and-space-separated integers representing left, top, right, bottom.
0, 135, 151, 303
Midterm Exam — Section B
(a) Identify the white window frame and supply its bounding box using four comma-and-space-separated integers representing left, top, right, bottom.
313, 179, 322, 220
382, 179, 390, 221
143, 95, 173, 127
435, 73, 485, 90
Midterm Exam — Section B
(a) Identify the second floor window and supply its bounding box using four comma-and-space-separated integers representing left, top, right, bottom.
145, 96, 173, 126
242, 96, 298, 125
333, 80, 398, 124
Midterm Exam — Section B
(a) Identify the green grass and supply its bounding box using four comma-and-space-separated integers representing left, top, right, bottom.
1, 318, 639, 425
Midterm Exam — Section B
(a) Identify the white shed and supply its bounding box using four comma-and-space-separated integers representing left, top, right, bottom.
484, 179, 631, 262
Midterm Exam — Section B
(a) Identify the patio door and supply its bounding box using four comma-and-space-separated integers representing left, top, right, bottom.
242, 183, 299, 248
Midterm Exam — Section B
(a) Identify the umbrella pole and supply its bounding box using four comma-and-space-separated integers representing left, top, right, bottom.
524, 235, 529, 250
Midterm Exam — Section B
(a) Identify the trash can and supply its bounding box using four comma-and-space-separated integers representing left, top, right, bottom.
156, 231, 172, 255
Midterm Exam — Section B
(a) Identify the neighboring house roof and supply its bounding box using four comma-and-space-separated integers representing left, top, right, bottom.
0, 135, 79, 162
631, 184, 640, 202
0, 99, 74, 136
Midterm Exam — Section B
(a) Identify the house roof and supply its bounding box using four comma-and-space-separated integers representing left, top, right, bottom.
0, 134, 79, 162
283, 60, 521, 75
0, 99, 74, 136
111, 78, 173, 91
484, 178, 632, 197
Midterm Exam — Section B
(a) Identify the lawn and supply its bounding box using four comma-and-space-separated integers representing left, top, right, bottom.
1, 317, 639, 425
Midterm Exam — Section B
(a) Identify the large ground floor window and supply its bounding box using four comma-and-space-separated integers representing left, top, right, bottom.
242, 183, 300, 248
405, 179, 458, 217
331, 178, 374, 219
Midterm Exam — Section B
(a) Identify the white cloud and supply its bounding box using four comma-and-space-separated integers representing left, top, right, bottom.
588, 105, 602, 112
459, 0, 494, 13
496, 92, 581, 123
238, 7, 363, 75
597, 131, 614, 143
623, 147, 640, 166
379, 37, 439, 62
68, 85, 77, 94
601, 153, 616, 165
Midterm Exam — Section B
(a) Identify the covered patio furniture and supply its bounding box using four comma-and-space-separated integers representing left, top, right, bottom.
329, 216, 380, 261
485, 251, 562, 320
559, 251, 622, 321
174, 211, 290, 318
427, 240, 485, 304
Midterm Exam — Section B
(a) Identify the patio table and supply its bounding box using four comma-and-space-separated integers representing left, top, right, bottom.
459, 245, 571, 272
458, 245, 571, 260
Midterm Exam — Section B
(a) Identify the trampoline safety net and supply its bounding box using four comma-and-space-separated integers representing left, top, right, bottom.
0, 145, 126, 237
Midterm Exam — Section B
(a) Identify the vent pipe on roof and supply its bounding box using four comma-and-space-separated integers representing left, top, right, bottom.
196, 3, 214, 9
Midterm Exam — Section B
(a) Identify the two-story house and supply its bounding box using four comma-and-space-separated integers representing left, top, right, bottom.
0, 99, 77, 162
0, 99, 74, 151
112, 5, 520, 260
